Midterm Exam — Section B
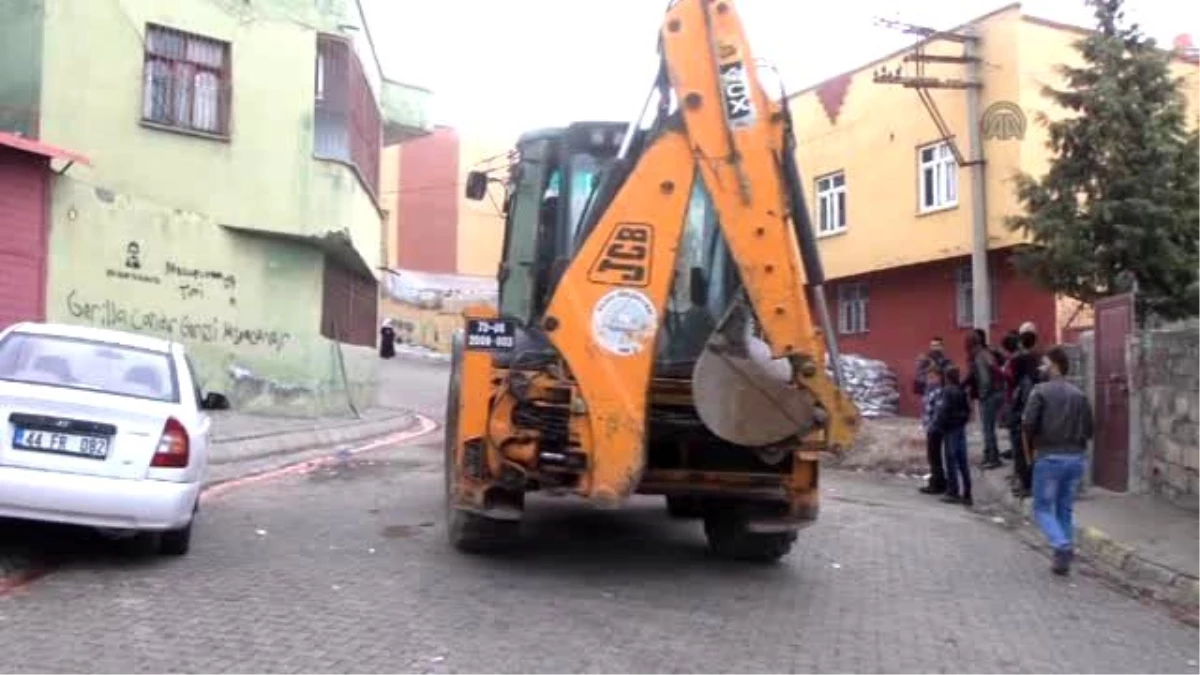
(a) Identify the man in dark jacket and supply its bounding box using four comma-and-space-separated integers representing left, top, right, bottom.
1023, 345, 1093, 576
1005, 326, 1041, 496
965, 331, 1005, 470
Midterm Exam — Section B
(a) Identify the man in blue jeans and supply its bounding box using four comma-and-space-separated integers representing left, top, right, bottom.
1021, 346, 1094, 576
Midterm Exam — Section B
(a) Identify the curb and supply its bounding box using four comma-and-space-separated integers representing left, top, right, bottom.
210, 410, 420, 467
972, 467, 1199, 618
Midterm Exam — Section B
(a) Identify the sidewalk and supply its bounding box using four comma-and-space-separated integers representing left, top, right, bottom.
827, 414, 1199, 616
973, 462, 1200, 617
205, 405, 420, 485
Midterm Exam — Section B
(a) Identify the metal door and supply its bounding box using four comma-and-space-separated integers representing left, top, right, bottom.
0, 150, 49, 330
1093, 293, 1133, 491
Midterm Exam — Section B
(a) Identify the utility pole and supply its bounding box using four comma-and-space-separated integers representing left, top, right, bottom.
872, 18, 990, 331
963, 27, 990, 330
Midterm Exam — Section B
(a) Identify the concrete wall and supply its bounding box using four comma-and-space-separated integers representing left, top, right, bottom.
47, 175, 375, 416
0, 0, 43, 136
1131, 324, 1200, 511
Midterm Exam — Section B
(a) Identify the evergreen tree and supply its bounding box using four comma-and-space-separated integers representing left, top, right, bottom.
1007, 0, 1199, 323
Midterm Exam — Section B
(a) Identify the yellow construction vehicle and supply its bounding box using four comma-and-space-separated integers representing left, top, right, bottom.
447, 0, 860, 562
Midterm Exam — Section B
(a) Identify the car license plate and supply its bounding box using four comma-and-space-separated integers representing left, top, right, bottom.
12, 427, 111, 459
465, 318, 516, 351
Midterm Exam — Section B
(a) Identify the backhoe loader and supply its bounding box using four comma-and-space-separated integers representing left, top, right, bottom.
446, 0, 861, 562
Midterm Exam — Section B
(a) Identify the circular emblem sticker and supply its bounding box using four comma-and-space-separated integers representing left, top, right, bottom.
592, 289, 659, 357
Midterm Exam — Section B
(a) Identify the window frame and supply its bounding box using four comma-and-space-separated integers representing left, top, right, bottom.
815, 170, 848, 237
954, 264, 999, 328
837, 281, 869, 336
140, 23, 233, 139
918, 140, 958, 213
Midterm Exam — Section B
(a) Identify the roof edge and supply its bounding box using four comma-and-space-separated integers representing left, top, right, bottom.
0, 131, 91, 166
787, 2, 1022, 100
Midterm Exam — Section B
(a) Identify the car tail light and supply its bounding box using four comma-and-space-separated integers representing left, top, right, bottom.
152, 417, 190, 468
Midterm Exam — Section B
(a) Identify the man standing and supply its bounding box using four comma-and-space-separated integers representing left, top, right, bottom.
1022, 346, 1094, 576
966, 331, 1005, 470
918, 366, 947, 495
913, 337, 951, 397
1005, 323, 1042, 496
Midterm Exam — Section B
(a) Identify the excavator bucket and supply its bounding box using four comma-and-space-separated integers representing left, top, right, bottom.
691, 304, 820, 448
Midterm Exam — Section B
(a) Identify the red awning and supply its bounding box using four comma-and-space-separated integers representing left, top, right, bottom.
0, 131, 91, 166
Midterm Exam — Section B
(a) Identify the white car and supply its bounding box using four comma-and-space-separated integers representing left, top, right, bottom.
0, 321, 229, 555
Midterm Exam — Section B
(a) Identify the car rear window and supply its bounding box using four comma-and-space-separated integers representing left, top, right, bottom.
0, 332, 180, 403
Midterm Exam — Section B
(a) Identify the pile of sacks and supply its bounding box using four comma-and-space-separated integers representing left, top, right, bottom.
824, 353, 900, 418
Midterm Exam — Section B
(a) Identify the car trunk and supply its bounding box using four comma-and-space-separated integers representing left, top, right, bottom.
0, 383, 177, 480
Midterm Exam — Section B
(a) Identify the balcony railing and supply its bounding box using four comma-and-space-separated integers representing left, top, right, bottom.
314, 35, 381, 196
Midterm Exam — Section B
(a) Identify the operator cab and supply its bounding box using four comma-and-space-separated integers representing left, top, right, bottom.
464, 121, 741, 377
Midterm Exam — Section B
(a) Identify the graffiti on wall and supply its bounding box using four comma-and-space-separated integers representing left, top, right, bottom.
65, 290, 292, 352
68, 239, 290, 352
105, 241, 163, 284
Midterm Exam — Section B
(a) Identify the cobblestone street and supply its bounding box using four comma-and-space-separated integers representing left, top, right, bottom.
0, 359, 1196, 673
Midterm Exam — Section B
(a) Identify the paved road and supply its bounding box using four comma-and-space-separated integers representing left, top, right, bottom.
0, 359, 1196, 673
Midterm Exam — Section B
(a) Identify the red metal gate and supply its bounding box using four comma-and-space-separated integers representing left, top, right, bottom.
0, 149, 49, 331
1093, 293, 1133, 491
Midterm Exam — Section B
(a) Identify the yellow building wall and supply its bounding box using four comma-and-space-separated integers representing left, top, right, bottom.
380, 145, 402, 270
455, 132, 512, 277
790, 6, 1024, 280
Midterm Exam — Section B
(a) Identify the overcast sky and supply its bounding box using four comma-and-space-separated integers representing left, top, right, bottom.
361, 0, 1194, 135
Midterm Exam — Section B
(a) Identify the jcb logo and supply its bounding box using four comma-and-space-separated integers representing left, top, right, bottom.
588, 223, 654, 287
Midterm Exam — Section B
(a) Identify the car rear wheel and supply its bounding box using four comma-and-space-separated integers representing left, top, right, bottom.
158, 521, 192, 556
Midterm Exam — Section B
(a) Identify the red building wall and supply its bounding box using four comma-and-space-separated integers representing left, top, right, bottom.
0, 148, 49, 331
397, 126, 459, 274
829, 247, 1056, 416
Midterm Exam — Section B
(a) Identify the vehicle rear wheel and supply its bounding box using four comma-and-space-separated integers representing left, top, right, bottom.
444, 330, 519, 554
665, 495, 704, 519
158, 522, 192, 556
702, 506, 797, 563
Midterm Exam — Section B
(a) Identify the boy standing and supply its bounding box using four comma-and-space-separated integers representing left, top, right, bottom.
919, 367, 947, 495
1022, 346, 1094, 576
936, 366, 973, 506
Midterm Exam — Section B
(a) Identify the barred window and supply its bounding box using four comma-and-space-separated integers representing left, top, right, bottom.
142, 24, 231, 136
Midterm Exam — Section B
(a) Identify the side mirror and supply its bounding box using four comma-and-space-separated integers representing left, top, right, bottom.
201, 391, 231, 411
465, 170, 489, 200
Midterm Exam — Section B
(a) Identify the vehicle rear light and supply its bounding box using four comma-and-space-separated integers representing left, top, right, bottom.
152, 417, 190, 468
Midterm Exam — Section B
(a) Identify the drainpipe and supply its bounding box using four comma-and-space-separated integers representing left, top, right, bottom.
965, 28, 991, 331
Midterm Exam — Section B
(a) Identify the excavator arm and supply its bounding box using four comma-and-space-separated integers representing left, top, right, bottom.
539, 0, 861, 506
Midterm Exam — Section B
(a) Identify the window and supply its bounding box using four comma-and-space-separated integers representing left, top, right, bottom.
314, 35, 382, 196
918, 140, 958, 212
142, 24, 231, 136
955, 264, 998, 327
320, 256, 379, 348
837, 282, 869, 335
816, 171, 847, 235
0, 332, 179, 403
